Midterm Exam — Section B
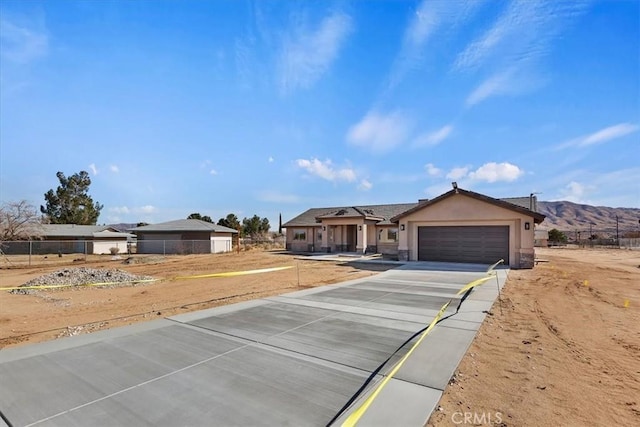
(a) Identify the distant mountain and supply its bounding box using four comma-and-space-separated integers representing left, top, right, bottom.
537, 201, 640, 234
108, 223, 139, 232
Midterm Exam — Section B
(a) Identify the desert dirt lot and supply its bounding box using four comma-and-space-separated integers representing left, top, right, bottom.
428, 247, 639, 427
0, 250, 392, 348
1, 248, 638, 426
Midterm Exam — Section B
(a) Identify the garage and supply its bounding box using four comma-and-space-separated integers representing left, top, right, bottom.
417, 225, 509, 264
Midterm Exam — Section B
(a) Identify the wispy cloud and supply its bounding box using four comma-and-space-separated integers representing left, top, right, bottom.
268, 156, 274, 163
555, 123, 639, 150
110, 165, 120, 173
425, 163, 442, 177
257, 190, 300, 203
468, 162, 524, 182
412, 125, 453, 147
278, 11, 353, 94
0, 17, 48, 63
346, 110, 412, 153
557, 181, 592, 204
388, 0, 483, 90
88, 163, 98, 175
210, 169, 218, 176
295, 158, 356, 182
446, 166, 470, 180
456, 1, 588, 71
358, 179, 373, 191
459, 0, 589, 106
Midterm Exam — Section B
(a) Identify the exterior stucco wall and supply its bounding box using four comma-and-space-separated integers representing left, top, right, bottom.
397, 194, 536, 268
286, 226, 321, 252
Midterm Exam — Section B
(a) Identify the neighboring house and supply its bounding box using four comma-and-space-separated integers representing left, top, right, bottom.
283, 187, 545, 269
534, 229, 549, 247
18, 224, 131, 255
129, 219, 237, 254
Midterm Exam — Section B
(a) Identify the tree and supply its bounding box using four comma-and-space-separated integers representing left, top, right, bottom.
217, 213, 241, 230
548, 228, 567, 243
187, 213, 213, 223
242, 215, 270, 238
0, 200, 44, 240
40, 171, 103, 224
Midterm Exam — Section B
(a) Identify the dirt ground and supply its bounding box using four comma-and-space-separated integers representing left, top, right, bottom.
428, 247, 640, 426
0, 250, 392, 348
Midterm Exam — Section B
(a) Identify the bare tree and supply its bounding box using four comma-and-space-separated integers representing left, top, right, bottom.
0, 200, 44, 241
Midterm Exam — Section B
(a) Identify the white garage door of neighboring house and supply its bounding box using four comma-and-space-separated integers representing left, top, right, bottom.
92, 241, 127, 255
211, 237, 232, 254
418, 226, 509, 264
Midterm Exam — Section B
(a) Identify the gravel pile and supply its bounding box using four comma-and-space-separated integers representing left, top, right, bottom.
10, 267, 155, 295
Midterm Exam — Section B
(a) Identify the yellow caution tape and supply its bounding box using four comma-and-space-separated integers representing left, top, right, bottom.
486, 259, 504, 274
2, 266, 295, 291
455, 276, 494, 295
341, 273, 493, 427
341, 300, 451, 427
175, 266, 293, 279
0, 279, 159, 291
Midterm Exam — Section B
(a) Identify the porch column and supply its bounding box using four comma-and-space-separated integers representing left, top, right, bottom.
357, 223, 367, 254
320, 223, 330, 253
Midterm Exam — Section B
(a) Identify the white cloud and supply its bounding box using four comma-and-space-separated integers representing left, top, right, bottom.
358, 179, 373, 191
466, 68, 514, 107
109, 165, 119, 173
137, 205, 156, 214
459, 1, 588, 106
346, 111, 412, 153
558, 181, 591, 203
455, 1, 588, 71
88, 163, 98, 176
295, 158, 356, 182
258, 190, 299, 203
556, 123, 640, 150
580, 123, 639, 146
109, 206, 130, 215
413, 125, 453, 147
468, 162, 524, 183
0, 17, 48, 63
278, 11, 353, 94
388, 0, 482, 89
268, 156, 274, 163
446, 166, 470, 180
210, 169, 218, 176
425, 163, 442, 177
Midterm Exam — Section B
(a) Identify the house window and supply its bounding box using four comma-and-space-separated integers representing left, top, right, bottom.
378, 228, 398, 243
317, 231, 322, 241
293, 231, 306, 241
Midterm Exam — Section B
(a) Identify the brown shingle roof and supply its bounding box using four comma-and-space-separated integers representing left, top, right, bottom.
283, 203, 418, 227
390, 189, 546, 223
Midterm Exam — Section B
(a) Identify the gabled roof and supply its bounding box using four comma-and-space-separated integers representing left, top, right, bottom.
391, 188, 546, 223
129, 219, 238, 233
40, 224, 119, 238
283, 203, 418, 227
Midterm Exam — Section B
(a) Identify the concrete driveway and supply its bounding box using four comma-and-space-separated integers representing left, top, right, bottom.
0, 261, 507, 427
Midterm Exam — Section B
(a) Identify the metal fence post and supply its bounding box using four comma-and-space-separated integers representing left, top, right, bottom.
29, 240, 32, 266
163, 240, 166, 256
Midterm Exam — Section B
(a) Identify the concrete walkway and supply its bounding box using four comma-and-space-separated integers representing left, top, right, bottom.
0, 262, 508, 427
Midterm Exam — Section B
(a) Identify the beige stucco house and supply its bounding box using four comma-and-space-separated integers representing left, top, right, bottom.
283, 187, 545, 268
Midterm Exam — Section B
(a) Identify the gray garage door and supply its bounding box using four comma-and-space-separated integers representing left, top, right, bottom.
418, 226, 509, 264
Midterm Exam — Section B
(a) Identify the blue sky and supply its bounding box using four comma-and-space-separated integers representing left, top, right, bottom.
1, 0, 638, 228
